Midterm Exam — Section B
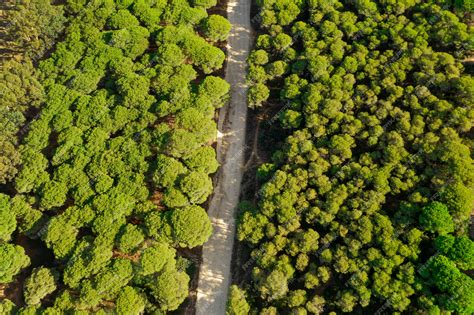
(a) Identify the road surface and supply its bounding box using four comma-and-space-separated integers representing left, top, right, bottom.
195, 0, 252, 314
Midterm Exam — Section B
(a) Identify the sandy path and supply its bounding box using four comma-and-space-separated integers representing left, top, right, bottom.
195, 0, 252, 314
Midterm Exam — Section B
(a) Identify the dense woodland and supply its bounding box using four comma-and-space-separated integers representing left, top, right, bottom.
0, 0, 230, 313
233, 0, 474, 314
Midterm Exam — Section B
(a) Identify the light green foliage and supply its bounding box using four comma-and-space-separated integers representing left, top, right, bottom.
248, 83, 270, 108
184, 146, 219, 174
0, 243, 30, 283
139, 243, 176, 276
170, 205, 212, 248
107, 9, 140, 29
23, 267, 57, 305
259, 270, 289, 301
153, 154, 187, 188
43, 217, 78, 259
0, 299, 16, 315
227, 285, 250, 315
440, 181, 474, 223
192, 0, 217, 9
40, 180, 68, 209
179, 171, 213, 204
148, 268, 190, 311
4, 0, 66, 60
202, 15, 232, 41
9, 196, 43, 236
115, 286, 146, 314
198, 76, 230, 108
117, 224, 144, 253
249, 50, 269, 65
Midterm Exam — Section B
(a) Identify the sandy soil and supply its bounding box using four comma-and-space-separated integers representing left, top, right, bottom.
195, 0, 252, 314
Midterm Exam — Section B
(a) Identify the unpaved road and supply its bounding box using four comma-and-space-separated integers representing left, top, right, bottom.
195, 0, 252, 314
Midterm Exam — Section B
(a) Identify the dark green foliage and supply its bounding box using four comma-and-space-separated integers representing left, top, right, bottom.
435, 235, 474, 270
0, 194, 16, 241
454, 0, 473, 11
424, 255, 474, 314
419, 202, 455, 234
170, 205, 213, 247
3, 0, 66, 60
237, 0, 474, 314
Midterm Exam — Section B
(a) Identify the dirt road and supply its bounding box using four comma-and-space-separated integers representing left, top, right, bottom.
195, 0, 252, 314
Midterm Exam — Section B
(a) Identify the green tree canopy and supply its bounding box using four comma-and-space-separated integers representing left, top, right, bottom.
0, 243, 30, 283
23, 267, 57, 305
170, 205, 212, 248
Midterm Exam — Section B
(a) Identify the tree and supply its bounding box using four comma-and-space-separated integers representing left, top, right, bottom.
170, 205, 212, 248
153, 154, 187, 188
426, 255, 474, 314
23, 267, 57, 305
435, 235, 474, 270
9, 195, 43, 236
192, 0, 217, 9
306, 295, 325, 314
0, 138, 22, 184
139, 243, 176, 276
258, 270, 288, 301
0, 194, 16, 241
227, 285, 251, 315
43, 217, 78, 259
280, 110, 302, 129
117, 224, 144, 253
40, 180, 68, 209
0, 299, 16, 315
248, 83, 270, 108
107, 9, 140, 29
148, 269, 190, 311
115, 286, 146, 315
440, 181, 474, 223
272, 33, 292, 51
198, 76, 230, 108
179, 171, 213, 204
183, 146, 219, 174
202, 15, 232, 41
249, 50, 269, 65
237, 209, 268, 244
166, 129, 202, 158
266, 60, 288, 78
419, 202, 454, 234
0, 244, 30, 283
4, 0, 66, 60
162, 187, 190, 208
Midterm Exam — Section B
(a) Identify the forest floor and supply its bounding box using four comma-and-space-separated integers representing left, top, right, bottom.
195, 0, 253, 314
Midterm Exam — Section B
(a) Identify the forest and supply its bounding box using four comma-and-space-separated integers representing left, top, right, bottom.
0, 0, 230, 313
232, 0, 474, 314
1, 0, 473, 314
